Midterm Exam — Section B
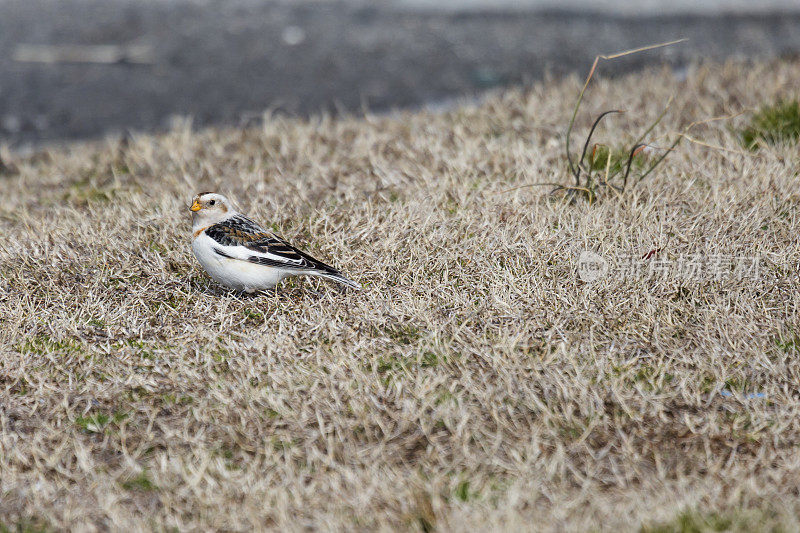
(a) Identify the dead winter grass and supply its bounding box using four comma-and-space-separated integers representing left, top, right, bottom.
1, 59, 799, 531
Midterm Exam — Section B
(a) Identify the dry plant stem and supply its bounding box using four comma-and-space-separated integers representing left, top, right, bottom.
635, 136, 683, 184
632, 95, 675, 149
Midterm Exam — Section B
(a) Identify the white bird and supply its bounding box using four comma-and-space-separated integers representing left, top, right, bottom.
190, 192, 360, 292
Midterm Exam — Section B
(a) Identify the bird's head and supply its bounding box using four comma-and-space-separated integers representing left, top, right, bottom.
190, 192, 235, 227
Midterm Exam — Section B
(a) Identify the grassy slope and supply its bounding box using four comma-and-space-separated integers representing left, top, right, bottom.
1, 60, 799, 531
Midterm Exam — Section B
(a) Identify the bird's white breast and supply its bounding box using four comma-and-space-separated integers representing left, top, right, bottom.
192, 232, 286, 292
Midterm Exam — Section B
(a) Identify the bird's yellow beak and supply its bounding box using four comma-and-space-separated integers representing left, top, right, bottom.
190, 200, 202, 212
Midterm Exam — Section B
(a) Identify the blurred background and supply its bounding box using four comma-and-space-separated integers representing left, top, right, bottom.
1, 0, 799, 147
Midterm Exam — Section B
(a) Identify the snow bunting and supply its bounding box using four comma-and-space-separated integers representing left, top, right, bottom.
190, 192, 360, 292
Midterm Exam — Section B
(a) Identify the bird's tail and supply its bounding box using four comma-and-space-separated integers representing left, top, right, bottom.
313, 270, 361, 290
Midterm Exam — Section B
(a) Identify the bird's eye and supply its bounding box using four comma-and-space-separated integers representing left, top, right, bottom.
209, 200, 216, 206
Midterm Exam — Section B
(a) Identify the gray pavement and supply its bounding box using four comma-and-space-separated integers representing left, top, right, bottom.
396, 0, 800, 14
1, 0, 799, 145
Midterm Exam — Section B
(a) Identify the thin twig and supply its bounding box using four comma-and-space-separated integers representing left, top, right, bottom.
550, 185, 595, 199
496, 182, 566, 194
680, 134, 756, 156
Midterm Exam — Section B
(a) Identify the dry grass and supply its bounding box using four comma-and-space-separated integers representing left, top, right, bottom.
1, 59, 799, 532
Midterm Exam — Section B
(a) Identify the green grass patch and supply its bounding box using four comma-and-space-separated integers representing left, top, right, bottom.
15, 334, 82, 355
120, 470, 158, 492
588, 144, 646, 175
63, 172, 119, 206
87, 318, 107, 328
242, 307, 265, 323
453, 480, 478, 502
740, 100, 800, 150
641, 508, 782, 533
160, 393, 194, 406
121, 339, 156, 360
776, 333, 799, 354
75, 410, 128, 434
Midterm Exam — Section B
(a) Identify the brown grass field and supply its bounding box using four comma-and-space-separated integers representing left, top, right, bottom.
1, 59, 799, 531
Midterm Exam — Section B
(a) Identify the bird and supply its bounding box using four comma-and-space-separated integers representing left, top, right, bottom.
189, 192, 360, 292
